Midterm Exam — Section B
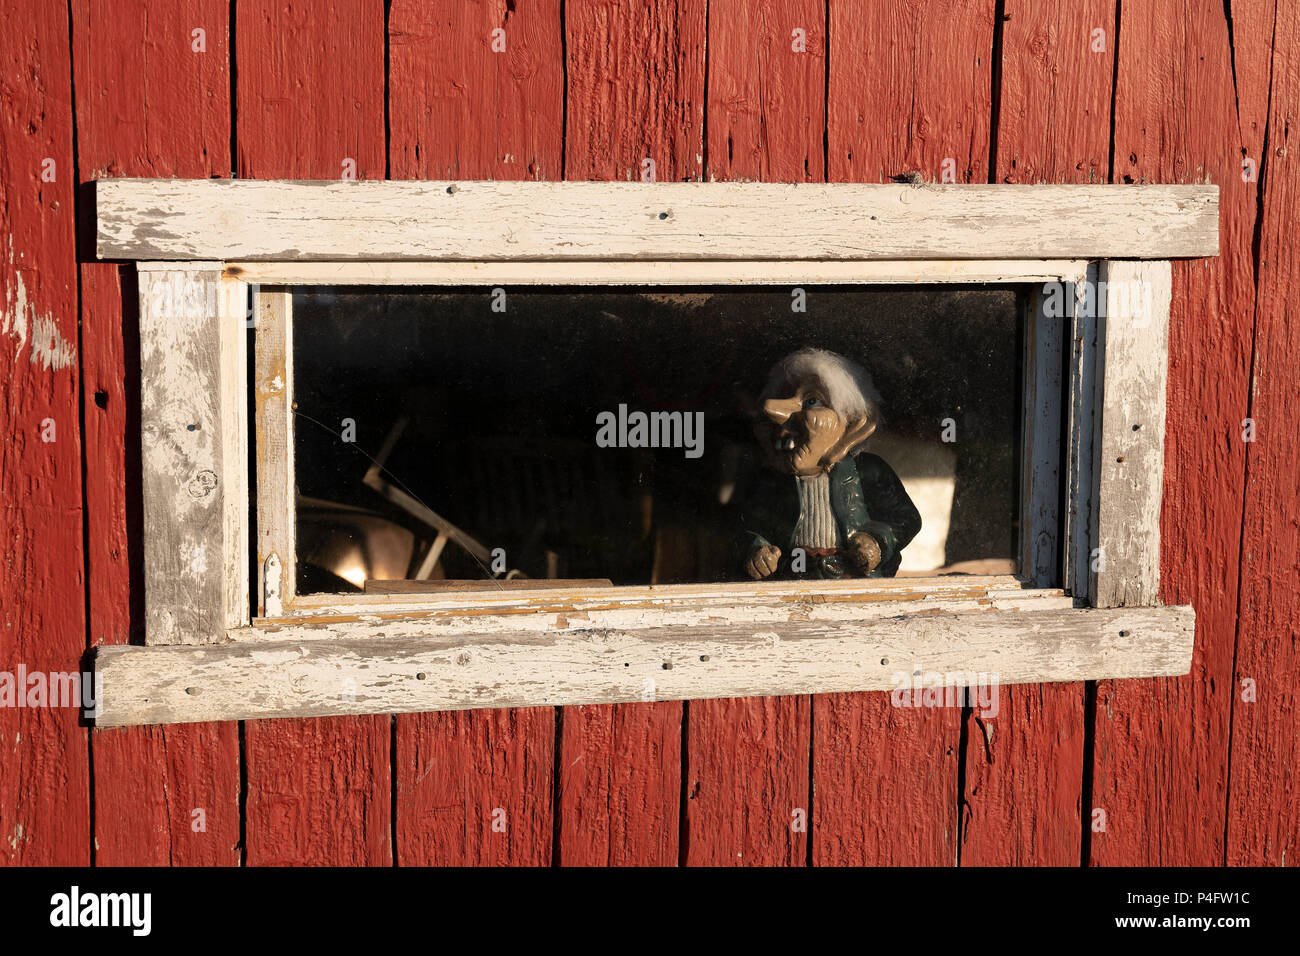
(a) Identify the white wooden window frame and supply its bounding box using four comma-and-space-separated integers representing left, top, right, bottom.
91, 180, 1214, 727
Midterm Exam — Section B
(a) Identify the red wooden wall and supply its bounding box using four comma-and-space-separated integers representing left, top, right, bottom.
1, 0, 1295, 866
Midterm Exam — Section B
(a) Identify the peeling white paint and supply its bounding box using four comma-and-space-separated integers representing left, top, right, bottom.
3, 235, 76, 372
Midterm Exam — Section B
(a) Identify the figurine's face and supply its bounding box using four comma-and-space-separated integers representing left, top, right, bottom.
755, 376, 874, 477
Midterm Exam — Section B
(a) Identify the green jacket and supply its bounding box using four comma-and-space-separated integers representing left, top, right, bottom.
739, 452, 922, 578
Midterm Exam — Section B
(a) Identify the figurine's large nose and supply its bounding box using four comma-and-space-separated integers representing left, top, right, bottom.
763, 397, 801, 424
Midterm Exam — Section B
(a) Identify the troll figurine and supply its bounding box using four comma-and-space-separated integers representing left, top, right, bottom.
740, 348, 921, 580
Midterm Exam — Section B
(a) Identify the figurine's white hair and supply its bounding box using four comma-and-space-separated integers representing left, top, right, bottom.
762, 347, 882, 430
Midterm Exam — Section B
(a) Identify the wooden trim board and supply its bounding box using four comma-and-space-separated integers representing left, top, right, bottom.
1090, 260, 1173, 606
94, 603, 1195, 727
138, 266, 249, 644
96, 180, 1219, 262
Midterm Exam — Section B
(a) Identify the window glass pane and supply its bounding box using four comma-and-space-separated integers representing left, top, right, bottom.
287, 285, 1023, 592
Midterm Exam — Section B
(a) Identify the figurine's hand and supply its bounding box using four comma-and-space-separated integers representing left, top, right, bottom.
847, 531, 883, 574
746, 543, 782, 580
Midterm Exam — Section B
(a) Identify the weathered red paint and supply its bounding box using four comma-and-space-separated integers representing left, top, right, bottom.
682, 0, 824, 868
814, 0, 994, 866
235, 0, 391, 866
1090, 0, 1272, 866
388, 0, 561, 866
556, 0, 705, 865
958, 0, 1114, 867
70, 0, 242, 867
1227, 0, 1299, 866
1, 0, 1295, 868
0, 0, 89, 867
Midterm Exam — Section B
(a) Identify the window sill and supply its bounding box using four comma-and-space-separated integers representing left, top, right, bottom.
93, 577, 1194, 727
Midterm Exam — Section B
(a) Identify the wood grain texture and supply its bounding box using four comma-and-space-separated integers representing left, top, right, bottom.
556, 704, 679, 865
137, 266, 248, 644
815, 0, 996, 867
234, 0, 384, 182
683, 0, 825, 868
706, 0, 825, 183
244, 716, 392, 865
94, 604, 1196, 728
0, 0, 89, 866
224, 258, 1093, 286
253, 291, 294, 616
95, 178, 1220, 262
556, 0, 705, 866
389, 0, 563, 181
994, 1, 1115, 186
1226, 0, 1298, 867
1092, 259, 1171, 607
236, 0, 392, 866
70, 0, 241, 866
388, 0, 560, 866
960, 0, 1114, 867
828, 0, 996, 184
565, 0, 706, 182
1089, 0, 1271, 866
396, 709, 552, 866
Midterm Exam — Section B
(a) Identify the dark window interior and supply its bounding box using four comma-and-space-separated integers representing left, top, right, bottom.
283, 285, 1024, 593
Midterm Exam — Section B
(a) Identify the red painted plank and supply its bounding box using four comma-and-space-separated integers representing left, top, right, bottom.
565, 0, 706, 182
389, 0, 562, 181
388, 0, 561, 866
396, 710, 552, 866
70, 0, 241, 866
827, 0, 995, 186
813, 697, 957, 866
706, 0, 825, 183
680, 0, 823, 868
687, 696, 811, 865
1226, 0, 1297, 867
959, 0, 1113, 867
1090, 0, 1271, 865
236, 0, 392, 866
556, 0, 705, 866
557, 704, 679, 866
245, 715, 391, 866
815, 0, 994, 866
0, 0, 90, 866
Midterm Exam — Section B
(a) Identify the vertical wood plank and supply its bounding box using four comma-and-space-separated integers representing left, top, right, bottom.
1226, 0, 1297, 867
556, 0, 702, 865
71, 0, 241, 865
827, 0, 995, 186
1092, 259, 1172, 608
254, 291, 294, 616
814, 0, 993, 866
237, 0, 392, 866
1090, 0, 1271, 866
0, 0, 90, 866
565, 0, 706, 182
388, 0, 561, 866
136, 265, 248, 645
683, 0, 822, 867
389, 0, 563, 181
959, 0, 1112, 866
